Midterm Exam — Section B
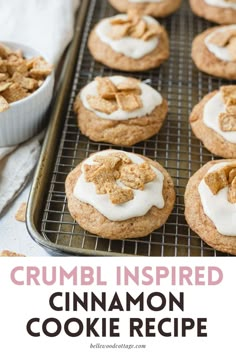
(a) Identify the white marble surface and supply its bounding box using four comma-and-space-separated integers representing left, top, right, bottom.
0, 184, 50, 257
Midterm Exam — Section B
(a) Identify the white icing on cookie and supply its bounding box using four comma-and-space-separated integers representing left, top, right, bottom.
80, 76, 163, 120
95, 14, 159, 59
198, 161, 236, 236
205, 25, 236, 62
73, 150, 165, 221
203, 91, 236, 144
204, 0, 236, 9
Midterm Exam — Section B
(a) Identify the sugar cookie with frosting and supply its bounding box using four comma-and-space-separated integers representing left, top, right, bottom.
185, 159, 236, 255
65, 150, 175, 239
189, 0, 236, 25
108, 0, 182, 18
88, 13, 169, 72
192, 25, 236, 80
190, 85, 236, 158
74, 76, 168, 146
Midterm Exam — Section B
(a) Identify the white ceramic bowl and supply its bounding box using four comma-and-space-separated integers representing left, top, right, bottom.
0, 41, 55, 147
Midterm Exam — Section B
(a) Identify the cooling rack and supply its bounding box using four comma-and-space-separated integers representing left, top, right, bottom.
27, 0, 234, 256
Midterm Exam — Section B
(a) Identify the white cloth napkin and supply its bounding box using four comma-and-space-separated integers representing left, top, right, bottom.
0, 0, 80, 64
0, 138, 41, 215
0, 0, 80, 215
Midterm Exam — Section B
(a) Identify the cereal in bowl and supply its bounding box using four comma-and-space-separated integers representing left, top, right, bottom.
0, 43, 52, 112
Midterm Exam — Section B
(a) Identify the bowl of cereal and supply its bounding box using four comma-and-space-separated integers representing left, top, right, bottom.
0, 41, 54, 147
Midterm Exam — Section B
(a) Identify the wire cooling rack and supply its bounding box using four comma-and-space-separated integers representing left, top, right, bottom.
31, 0, 234, 256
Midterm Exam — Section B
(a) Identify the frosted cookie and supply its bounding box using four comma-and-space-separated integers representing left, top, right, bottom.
192, 25, 236, 80
65, 150, 175, 239
189, 0, 236, 25
74, 76, 168, 146
190, 86, 236, 158
185, 160, 236, 255
108, 0, 182, 18
88, 12, 169, 72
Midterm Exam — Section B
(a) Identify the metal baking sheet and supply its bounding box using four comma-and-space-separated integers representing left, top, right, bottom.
27, 0, 233, 256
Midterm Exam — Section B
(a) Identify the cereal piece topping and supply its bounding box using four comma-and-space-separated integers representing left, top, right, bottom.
115, 93, 143, 111
227, 105, 236, 115
0, 95, 9, 112
120, 162, 156, 190
204, 164, 236, 203
109, 151, 133, 164
84, 163, 120, 194
87, 95, 118, 114
84, 153, 157, 204
228, 168, 236, 183
219, 86, 236, 132
86, 77, 143, 114
116, 77, 141, 95
221, 86, 236, 104
142, 24, 163, 41
96, 77, 117, 99
228, 176, 236, 203
93, 154, 129, 169
109, 14, 161, 41
204, 168, 228, 195
219, 113, 236, 132
110, 17, 132, 26
110, 23, 132, 40
105, 183, 134, 204
129, 19, 147, 39
15, 202, 27, 222
0, 43, 52, 111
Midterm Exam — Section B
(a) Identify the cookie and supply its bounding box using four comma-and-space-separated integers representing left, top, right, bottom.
185, 159, 236, 255
88, 13, 169, 72
192, 25, 236, 80
74, 76, 168, 146
190, 86, 236, 158
108, 0, 182, 18
189, 0, 236, 25
65, 150, 175, 239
